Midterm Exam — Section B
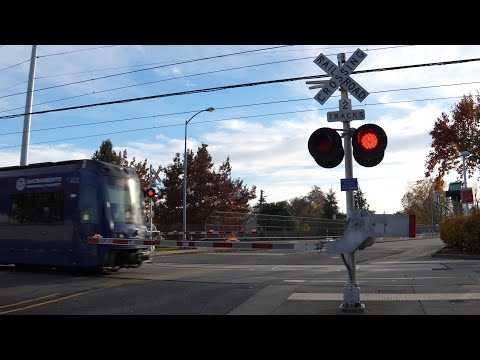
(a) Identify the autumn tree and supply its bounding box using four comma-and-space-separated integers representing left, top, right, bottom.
288, 185, 326, 218
425, 93, 480, 186
153, 144, 256, 229
401, 178, 449, 225
323, 188, 339, 219
92, 139, 121, 164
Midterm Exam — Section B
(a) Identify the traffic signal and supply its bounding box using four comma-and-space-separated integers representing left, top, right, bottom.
308, 127, 344, 168
352, 124, 387, 167
144, 187, 156, 198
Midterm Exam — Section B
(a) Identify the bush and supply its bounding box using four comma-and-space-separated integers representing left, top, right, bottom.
440, 213, 480, 253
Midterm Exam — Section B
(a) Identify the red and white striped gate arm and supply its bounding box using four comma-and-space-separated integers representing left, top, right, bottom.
87, 236, 323, 251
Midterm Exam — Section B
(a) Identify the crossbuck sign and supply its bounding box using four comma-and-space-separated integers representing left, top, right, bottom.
313, 48, 370, 105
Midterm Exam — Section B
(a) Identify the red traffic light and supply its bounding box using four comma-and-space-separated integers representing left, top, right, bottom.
145, 187, 156, 198
308, 127, 344, 168
352, 124, 387, 167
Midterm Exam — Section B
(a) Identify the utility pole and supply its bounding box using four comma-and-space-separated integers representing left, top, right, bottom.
20, 45, 38, 166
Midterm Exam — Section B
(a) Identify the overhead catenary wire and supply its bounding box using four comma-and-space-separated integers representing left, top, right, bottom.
0, 44, 404, 103
1, 56, 479, 121
28, 45, 294, 93
0, 80, 28, 93
0, 79, 477, 137
0, 45, 419, 114
35, 45, 412, 80
35, 45, 295, 79
0, 59, 30, 73
37, 45, 118, 58
0, 94, 469, 149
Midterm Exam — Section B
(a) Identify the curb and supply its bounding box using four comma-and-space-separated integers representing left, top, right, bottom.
432, 252, 480, 260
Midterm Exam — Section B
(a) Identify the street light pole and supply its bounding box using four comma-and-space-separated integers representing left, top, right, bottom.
461, 150, 471, 215
183, 107, 214, 242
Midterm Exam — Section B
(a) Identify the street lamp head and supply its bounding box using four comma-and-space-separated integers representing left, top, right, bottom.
206, 107, 215, 112
460, 151, 471, 157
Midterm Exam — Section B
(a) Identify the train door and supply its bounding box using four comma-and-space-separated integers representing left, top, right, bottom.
75, 172, 104, 266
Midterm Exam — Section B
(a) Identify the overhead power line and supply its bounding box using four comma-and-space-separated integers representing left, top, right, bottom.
37, 45, 118, 57
0, 59, 30, 73
0, 45, 411, 115
0, 45, 404, 103
0, 94, 467, 150
0, 45, 415, 115
1, 79, 478, 137
35, 45, 295, 79
33, 45, 409, 81
1, 56, 480, 120
0, 80, 28, 93
32, 45, 293, 91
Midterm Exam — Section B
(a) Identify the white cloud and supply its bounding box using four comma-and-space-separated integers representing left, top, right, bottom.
2, 45, 479, 218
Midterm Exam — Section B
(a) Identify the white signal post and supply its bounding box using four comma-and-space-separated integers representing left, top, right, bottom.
309, 49, 371, 312
148, 165, 161, 250
338, 52, 362, 312
308, 49, 415, 312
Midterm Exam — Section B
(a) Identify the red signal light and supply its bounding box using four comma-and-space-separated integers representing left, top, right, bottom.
352, 124, 387, 167
145, 187, 156, 198
308, 127, 344, 168
316, 136, 333, 153
357, 129, 379, 150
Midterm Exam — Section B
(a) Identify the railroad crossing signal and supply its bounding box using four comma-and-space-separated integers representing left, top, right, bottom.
313, 48, 370, 105
308, 124, 387, 168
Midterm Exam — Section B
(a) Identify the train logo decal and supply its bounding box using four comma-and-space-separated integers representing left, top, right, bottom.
16, 178, 26, 191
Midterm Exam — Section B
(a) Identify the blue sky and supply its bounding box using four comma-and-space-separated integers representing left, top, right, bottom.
0, 45, 479, 214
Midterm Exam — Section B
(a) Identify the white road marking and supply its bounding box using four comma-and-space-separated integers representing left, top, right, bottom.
284, 276, 467, 283
289, 293, 480, 301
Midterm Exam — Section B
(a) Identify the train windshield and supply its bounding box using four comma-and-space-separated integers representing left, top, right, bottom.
105, 176, 143, 225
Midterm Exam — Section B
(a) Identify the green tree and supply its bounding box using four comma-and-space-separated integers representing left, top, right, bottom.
354, 186, 370, 211
323, 188, 339, 219
425, 93, 480, 187
255, 190, 267, 208
256, 201, 295, 233
92, 139, 121, 164
154, 144, 256, 229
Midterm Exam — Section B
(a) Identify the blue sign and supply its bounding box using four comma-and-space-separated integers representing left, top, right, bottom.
341, 178, 358, 191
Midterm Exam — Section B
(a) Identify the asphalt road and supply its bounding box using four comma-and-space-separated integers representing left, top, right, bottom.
1, 237, 480, 315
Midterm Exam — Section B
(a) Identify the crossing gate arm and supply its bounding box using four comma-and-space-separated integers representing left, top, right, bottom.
88, 236, 325, 250
157, 239, 325, 251
326, 210, 416, 254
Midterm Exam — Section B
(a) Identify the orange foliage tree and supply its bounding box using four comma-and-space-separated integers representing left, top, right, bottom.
425, 93, 480, 186
153, 144, 256, 229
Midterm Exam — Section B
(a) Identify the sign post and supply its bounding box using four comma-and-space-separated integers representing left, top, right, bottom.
309, 48, 370, 312
148, 165, 162, 250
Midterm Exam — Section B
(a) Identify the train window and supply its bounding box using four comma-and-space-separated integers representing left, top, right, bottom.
79, 184, 99, 224
105, 177, 143, 224
9, 191, 65, 225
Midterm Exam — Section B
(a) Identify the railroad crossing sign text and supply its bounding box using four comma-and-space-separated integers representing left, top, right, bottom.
313, 48, 370, 105
327, 99, 366, 122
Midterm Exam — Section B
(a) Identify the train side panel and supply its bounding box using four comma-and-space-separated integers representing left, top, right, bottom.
0, 165, 80, 266
0, 160, 149, 269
